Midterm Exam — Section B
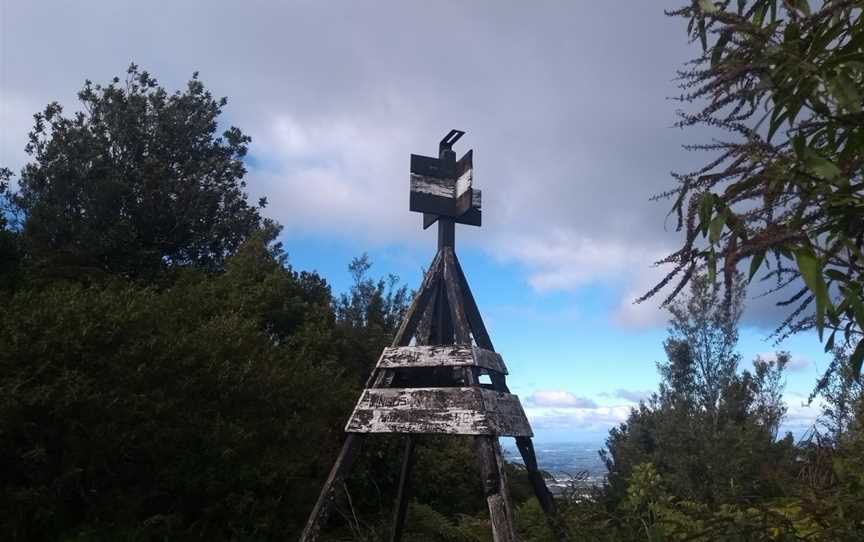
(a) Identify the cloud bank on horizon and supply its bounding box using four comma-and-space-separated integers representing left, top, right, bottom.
523, 387, 822, 441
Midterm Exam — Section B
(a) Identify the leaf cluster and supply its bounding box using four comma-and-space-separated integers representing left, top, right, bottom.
648, 0, 864, 378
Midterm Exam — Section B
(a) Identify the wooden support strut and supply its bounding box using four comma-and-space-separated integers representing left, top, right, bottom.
300, 253, 444, 542
444, 249, 518, 542
464, 364, 518, 542
452, 251, 494, 351
450, 250, 565, 538
390, 435, 415, 542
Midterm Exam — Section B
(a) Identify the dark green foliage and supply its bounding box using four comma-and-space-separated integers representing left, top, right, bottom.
813, 346, 863, 441
0, 238, 350, 540
333, 254, 410, 386
648, 1, 864, 377
411, 437, 485, 517
604, 275, 796, 506
13, 64, 272, 281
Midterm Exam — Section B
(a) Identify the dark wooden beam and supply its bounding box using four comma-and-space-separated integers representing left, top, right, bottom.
442, 248, 472, 345
299, 434, 362, 542
462, 365, 517, 542
432, 267, 454, 345
477, 437, 518, 542
392, 252, 443, 348
300, 365, 396, 542
390, 436, 416, 542
452, 252, 494, 351
415, 284, 437, 347
438, 218, 455, 250
515, 437, 557, 515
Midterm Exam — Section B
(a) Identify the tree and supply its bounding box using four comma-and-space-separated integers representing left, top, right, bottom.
605, 274, 794, 505
0, 238, 351, 540
813, 346, 863, 440
663, 273, 745, 432
333, 254, 410, 385
644, 1, 864, 378
12, 64, 274, 280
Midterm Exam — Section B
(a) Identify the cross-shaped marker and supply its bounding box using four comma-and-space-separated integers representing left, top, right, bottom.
409, 130, 482, 249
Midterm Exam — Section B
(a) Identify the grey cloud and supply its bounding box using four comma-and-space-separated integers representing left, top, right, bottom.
2, 0, 719, 303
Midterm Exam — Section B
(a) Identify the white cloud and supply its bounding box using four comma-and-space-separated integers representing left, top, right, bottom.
244, 115, 425, 241
495, 231, 648, 291
521, 389, 632, 433
525, 390, 597, 408
612, 256, 674, 328
525, 390, 822, 437
526, 405, 632, 432
781, 392, 822, 435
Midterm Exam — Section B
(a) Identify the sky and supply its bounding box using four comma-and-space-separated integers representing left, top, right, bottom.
0, 1, 829, 442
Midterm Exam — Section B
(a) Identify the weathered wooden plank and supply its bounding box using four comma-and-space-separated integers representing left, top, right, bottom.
487, 494, 517, 542
473, 436, 517, 542
391, 252, 442, 348
443, 248, 472, 345
414, 285, 438, 346
462, 353, 518, 541
422, 190, 481, 229
376, 345, 508, 374
432, 267, 454, 343
410, 176, 473, 217
411, 173, 454, 198
473, 347, 508, 374
410, 153, 454, 178
345, 388, 531, 436
471, 188, 481, 209
452, 252, 494, 351
454, 150, 473, 199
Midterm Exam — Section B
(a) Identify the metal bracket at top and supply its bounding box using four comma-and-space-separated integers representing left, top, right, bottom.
439, 129, 465, 159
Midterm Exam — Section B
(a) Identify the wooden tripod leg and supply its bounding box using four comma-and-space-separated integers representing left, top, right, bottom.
515, 437, 571, 540
476, 436, 517, 542
515, 437, 556, 514
390, 435, 416, 542
300, 433, 363, 542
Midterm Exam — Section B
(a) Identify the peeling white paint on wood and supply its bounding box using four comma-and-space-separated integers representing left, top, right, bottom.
456, 167, 472, 197
376, 345, 508, 374
410, 173, 455, 198
345, 387, 532, 437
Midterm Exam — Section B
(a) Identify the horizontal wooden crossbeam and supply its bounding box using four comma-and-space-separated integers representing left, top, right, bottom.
376, 345, 507, 374
345, 387, 532, 437
422, 190, 481, 229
